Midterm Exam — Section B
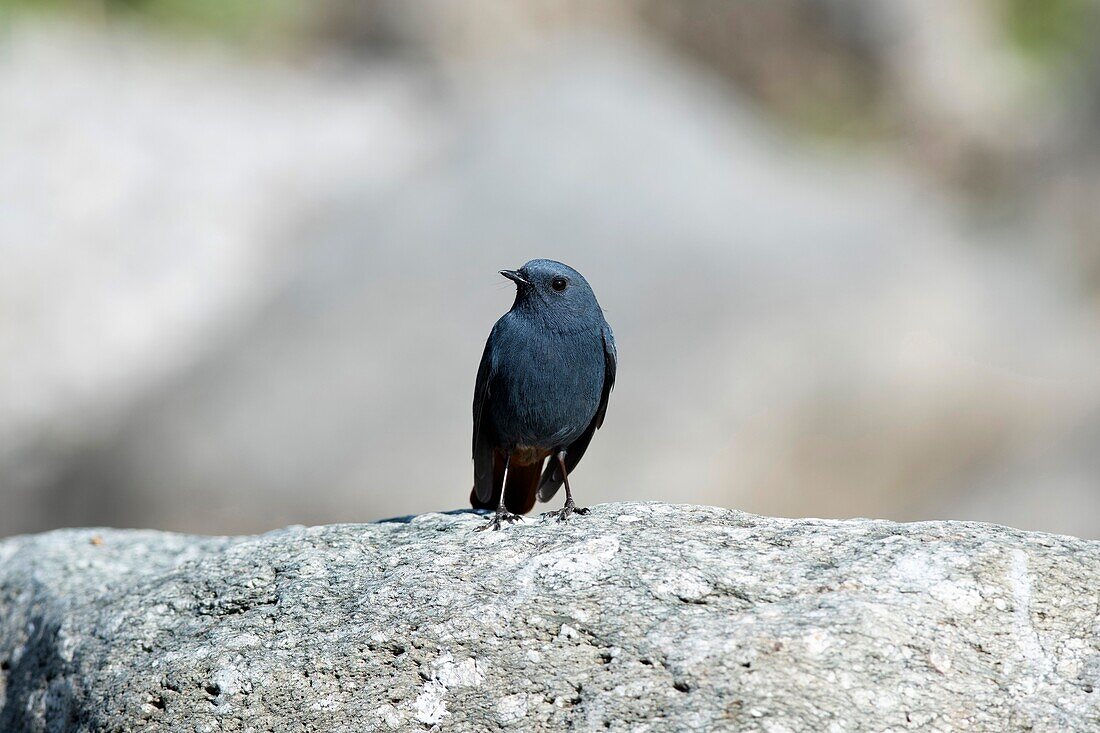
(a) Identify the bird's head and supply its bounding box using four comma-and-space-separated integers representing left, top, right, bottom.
500, 259, 601, 326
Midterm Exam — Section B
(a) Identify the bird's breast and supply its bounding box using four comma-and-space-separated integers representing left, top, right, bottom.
488, 322, 605, 449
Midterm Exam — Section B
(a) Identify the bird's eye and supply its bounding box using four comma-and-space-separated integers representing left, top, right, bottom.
551, 277, 568, 292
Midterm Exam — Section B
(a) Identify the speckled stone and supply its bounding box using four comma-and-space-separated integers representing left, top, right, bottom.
1, 503, 1099, 731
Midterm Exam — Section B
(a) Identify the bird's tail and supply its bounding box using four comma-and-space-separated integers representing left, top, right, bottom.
469, 456, 542, 515
503, 460, 542, 514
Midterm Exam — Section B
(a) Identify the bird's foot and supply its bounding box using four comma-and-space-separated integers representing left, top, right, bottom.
476, 508, 525, 532
542, 500, 590, 523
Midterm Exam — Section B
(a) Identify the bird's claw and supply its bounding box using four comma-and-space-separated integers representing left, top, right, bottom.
542, 501, 590, 522
477, 509, 525, 531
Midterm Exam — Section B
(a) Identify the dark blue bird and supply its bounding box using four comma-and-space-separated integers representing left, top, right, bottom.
471, 259, 617, 530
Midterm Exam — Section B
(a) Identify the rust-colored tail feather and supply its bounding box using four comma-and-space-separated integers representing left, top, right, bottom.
502, 460, 541, 514
469, 451, 543, 515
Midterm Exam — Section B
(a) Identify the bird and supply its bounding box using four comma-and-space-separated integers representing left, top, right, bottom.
470, 259, 617, 530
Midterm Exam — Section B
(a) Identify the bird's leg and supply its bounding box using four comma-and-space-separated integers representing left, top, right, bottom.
545, 450, 589, 522
478, 454, 524, 531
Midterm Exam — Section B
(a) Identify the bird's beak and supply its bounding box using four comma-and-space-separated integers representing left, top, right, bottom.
500, 269, 529, 285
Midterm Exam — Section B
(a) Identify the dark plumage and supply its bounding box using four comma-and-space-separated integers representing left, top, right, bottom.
471, 259, 616, 529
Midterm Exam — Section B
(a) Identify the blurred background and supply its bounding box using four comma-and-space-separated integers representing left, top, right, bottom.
3, 0, 1100, 539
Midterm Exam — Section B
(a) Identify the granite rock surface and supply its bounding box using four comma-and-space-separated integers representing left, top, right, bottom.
1, 503, 1098, 731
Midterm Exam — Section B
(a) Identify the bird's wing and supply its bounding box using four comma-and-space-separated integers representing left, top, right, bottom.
472, 336, 493, 458
594, 321, 617, 429
537, 321, 617, 502
472, 334, 497, 503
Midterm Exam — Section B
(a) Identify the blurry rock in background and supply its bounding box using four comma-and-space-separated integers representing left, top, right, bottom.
2, 0, 1100, 538
0, 17, 440, 533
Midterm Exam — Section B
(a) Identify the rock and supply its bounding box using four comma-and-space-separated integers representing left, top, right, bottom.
1, 503, 1097, 731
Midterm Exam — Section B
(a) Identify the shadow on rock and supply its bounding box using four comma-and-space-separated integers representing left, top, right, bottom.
0, 615, 83, 732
